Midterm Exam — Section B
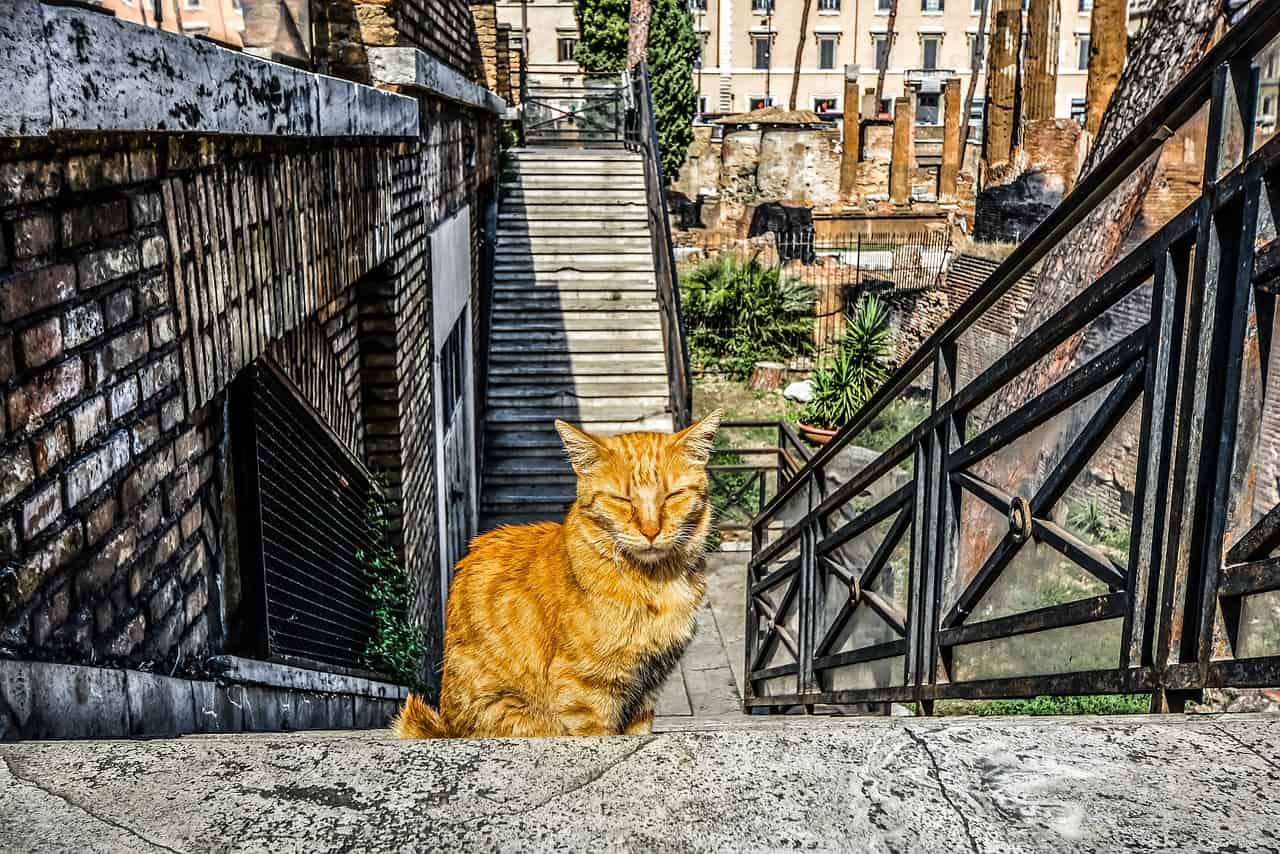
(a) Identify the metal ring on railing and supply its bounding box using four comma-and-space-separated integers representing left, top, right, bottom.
1009, 496, 1032, 543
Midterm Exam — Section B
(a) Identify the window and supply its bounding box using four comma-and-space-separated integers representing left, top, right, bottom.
873, 34, 890, 69
917, 92, 940, 125
922, 0, 944, 11
689, 0, 707, 9
749, 96, 774, 110
922, 36, 940, 69
879, 97, 892, 116
813, 97, 838, 113
966, 33, 985, 67
752, 0, 775, 12
1078, 0, 1093, 10
699, 96, 708, 115
969, 97, 985, 126
1070, 97, 1086, 123
971, 0, 984, 13
183, 0, 201, 7
818, 36, 837, 69
876, 0, 891, 11
753, 35, 771, 69
818, 0, 840, 9
1077, 35, 1090, 70
1262, 95, 1275, 117
557, 36, 577, 62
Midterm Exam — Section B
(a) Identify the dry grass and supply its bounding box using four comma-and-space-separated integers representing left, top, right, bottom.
957, 238, 1019, 262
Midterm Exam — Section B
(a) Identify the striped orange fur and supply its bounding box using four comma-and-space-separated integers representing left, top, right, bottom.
394, 411, 721, 739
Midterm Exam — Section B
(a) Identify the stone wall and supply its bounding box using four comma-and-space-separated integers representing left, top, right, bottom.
316, 0, 483, 85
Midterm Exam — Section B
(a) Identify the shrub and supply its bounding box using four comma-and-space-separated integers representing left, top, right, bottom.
801, 296, 892, 429
681, 252, 814, 380
361, 477, 426, 690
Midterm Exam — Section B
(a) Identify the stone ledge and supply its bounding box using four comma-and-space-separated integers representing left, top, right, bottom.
368, 47, 508, 116
0, 0, 418, 139
207, 655, 408, 701
0, 658, 402, 740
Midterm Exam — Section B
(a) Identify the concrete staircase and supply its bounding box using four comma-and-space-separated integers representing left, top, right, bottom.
481, 148, 674, 529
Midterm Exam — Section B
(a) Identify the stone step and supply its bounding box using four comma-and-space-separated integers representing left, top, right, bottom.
488, 352, 668, 370
486, 381, 669, 399
491, 327, 664, 345
498, 218, 650, 233
489, 315, 662, 332
509, 148, 641, 162
505, 176, 645, 190
487, 409, 674, 431
488, 393, 671, 414
500, 208, 649, 223
492, 273, 657, 288
504, 192, 648, 207
490, 298, 658, 313
496, 237, 653, 254
479, 510, 565, 530
482, 483, 578, 504
495, 251, 653, 266
490, 341, 664, 358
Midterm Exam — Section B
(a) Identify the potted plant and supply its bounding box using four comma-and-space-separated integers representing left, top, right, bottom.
799, 296, 891, 444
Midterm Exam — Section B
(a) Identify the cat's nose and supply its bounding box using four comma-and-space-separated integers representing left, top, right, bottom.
639, 520, 661, 542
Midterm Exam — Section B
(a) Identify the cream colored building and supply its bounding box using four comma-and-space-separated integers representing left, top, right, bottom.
92, 0, 245, 47
501, 0, 1102, 125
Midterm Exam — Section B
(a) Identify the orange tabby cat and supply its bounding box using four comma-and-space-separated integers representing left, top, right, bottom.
393, 411, 721, 739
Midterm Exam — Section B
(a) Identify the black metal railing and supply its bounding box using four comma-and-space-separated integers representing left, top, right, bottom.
709, 421, 813, 531
521, 76, 628, 147
745, 4, 1280, 712
625, 62, 694, 428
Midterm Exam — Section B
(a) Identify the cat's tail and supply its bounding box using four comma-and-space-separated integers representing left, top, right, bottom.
392, 694, 452, 739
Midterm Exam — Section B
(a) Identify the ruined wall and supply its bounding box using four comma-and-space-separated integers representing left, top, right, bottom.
316, 0, 483, 84
975, 119, 1086, 243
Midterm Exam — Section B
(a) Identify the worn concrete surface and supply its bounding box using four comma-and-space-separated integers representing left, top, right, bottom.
1, 715, 1278, 852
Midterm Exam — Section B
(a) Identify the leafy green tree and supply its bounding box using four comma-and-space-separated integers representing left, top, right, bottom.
645, 0, 699, 181
574, 0, 698, 181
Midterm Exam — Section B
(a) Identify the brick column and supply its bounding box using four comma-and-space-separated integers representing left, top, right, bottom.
890, 94, 915, 206
940, 77, 962, 203
1023, 0, 1060, 121
470, 0, 501, 92
1085, 0, 1127, 136
985, 0, 1023, 168
839, 65, 861, 199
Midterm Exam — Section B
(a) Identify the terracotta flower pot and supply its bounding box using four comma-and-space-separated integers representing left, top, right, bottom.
798, 423, 838, 445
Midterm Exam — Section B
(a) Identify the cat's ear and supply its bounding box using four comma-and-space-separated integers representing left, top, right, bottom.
555, 420, 608, 475
674, 409, 722, 466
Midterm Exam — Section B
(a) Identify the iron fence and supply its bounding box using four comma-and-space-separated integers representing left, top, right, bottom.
709, 421, 813, 532
745, 4, 1280, 713
521, 76, 628, 147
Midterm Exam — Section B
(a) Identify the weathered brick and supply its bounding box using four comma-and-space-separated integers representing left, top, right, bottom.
180, 504, 202, 539
87, 496, 117, 544
150, 312, 176, 347
78, 245, 141, 291
106, 327, 150, 372
0, 445, 34, 507
18, 318, 62, 370
82, 350, 108, 390
75, 526, 136, 599
184, 576, 208, 625
14, 523, 82, 604
0, 160, 63, 207
104, 290, 134, 328
6, 359, 83, 434
66, 152, 129, 193
129, 149, 158, 183
65, 430, 130, 508
108, 378, 140, 420
137, 274, 168, 311
167, 463, 200, 512
160, 395, 185, 431
122, 445, 173, 510
32, 420, 70, 475
94, 599, 115, 634
104, 611, 145, 658
21, 482, 61, 541
31, 586, 71, 648
0, 265, 76, 324
61, 200, 129, 248
129, 192, 163, 227
13, 214, 57, 259
180, 614, 208, 659
173, 427, 202, 464
147, 607, 183, 659
138, 496, 163, 537
179, 541, 206, 582
130, 413, 161, 454
0, 333, 13, 384
149, 577, 180, 625
139, 352, 178, 398
140, 235, 167, 270
154, 525, 180, 565
63, 302, 105, 349
0, 517, 17, 559
68, 395, 107, 448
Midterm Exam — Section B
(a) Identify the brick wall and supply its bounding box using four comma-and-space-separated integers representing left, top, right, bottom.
0, 114, 497, 682
316, 0, 484, 84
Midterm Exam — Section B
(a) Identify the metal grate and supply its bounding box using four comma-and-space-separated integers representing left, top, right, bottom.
230, 360, 378, 673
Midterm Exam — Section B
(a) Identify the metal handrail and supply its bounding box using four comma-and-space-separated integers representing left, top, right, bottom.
625, 62, 694, 429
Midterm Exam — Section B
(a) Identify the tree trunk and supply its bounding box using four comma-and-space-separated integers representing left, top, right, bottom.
959, 0, 992, 182
1084, 0, 1128, 136
789, 0, 814, 111
872, 0, 899, 112
629, 0, 652, 69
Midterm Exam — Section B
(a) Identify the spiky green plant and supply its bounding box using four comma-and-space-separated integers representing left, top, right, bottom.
680, 252, 814, 380
360, 475, 426, 690
802, 296, 892, 430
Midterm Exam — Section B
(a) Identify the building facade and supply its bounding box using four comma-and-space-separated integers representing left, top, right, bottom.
501, 0, 1101, 124
90, 0, 247, 47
